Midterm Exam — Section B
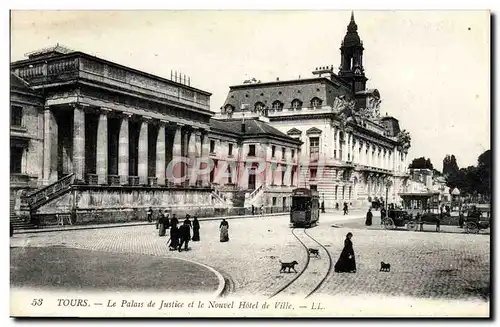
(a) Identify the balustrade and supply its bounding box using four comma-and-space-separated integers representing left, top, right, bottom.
107, 175, 121, 186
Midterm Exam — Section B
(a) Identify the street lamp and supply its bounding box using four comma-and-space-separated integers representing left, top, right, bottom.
385, 179, 393, 212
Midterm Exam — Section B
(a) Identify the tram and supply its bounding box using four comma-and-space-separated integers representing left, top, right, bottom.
290, 188, 320, 227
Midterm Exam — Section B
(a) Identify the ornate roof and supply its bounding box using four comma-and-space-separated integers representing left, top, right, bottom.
342, 12, 362, 48
25, 43, 74, 59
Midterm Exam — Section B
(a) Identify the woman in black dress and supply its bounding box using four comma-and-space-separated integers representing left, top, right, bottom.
192, 217, 200, 241
334, 232, 356, 273
168, 222, 180, 251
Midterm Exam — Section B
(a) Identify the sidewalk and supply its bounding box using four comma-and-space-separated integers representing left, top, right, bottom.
13, 212, 288, 235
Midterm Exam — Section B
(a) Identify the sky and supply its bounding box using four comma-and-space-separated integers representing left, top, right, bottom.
10, 10, 490, 171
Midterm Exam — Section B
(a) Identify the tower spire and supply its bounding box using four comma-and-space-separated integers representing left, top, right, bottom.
347, 11, 358, 33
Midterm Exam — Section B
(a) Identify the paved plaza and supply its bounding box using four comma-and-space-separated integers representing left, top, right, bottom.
10, 211, 490, 305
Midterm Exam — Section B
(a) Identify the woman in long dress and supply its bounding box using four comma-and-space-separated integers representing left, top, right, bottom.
219, 219, 229, 242
192, 217, 200, 241
158, 211, 168, 237
168, 222, 179, 251
334, 232, 356, 273
365, 208, 373, 226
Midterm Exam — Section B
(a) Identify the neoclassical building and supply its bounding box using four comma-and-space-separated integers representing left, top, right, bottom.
10, 44, 301, 228
220, 13, 412, 209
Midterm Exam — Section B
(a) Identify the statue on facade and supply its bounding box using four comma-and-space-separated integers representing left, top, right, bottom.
396, 130, 411, 152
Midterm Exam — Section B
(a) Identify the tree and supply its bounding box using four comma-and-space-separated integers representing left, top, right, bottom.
476, 150, 491, 197
409, 157, 434, 170
443, 154, 460, 178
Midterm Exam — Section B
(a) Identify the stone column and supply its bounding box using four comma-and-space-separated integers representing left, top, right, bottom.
72, 105, 85, 182
156, 122, 166, 186
96, 110, 108, 185
188, 129, 197, 186
334, 128, 339, 159
352, 137, 356, 163
138, 118, 149, 184
118, 115, 129, 185
172, 124, 183, 185
201, 131, 210, 187
43, 107, 58, 185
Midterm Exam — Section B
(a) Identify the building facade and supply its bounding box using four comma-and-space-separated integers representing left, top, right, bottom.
10, 45, 302, 227
220, 13, 412, 209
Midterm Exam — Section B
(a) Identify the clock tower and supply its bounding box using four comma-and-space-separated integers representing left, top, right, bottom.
338, 12, 368, 94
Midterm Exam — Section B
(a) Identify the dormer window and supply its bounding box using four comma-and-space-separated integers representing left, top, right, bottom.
291, 99, 302, 110
272, 100, 284, 111
310, 97, 323, 109
254, 102, 265, 112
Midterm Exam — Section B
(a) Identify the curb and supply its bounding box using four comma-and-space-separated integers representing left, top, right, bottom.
13, 213, 288, 235
168, 256, 226, 298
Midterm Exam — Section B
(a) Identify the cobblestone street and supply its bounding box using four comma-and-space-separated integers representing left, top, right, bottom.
10, 211, 490, 305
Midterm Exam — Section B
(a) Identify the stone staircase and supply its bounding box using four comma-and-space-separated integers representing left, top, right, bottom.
21, 173, 75, 211
210, 183, 233, 207
244, 184, 266, 206
10, 195, 36, 230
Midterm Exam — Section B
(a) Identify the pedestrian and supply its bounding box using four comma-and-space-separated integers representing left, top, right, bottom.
335, 203, 339, 211
436, 213, 441, 232
220, 219, 229, 242
178, 221, 191, 252
168, 221, 179, 251
158, 210, 167, 237
183, 214, 192, 228
192, 217, 200, 241
343, 202, 349, 215
170, 213, 178, 227
380, 207, 387, 219
365, 208, 373, 226
459, 211, 465, 228
252, 205, 255, 215
260, 204, 264, 215
147, 207, 153, 223
334, 232, 356, 273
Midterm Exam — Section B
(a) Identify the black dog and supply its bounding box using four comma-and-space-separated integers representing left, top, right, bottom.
308, 248, 320, 258
279, 260, 298, 273
380, 261, 391, 272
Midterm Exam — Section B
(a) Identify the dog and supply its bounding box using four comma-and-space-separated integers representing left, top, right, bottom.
279, 260, 298, 273
308, 248, 320, 258
380, 261, 391, 272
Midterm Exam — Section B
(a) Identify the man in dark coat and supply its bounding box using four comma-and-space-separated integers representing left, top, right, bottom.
365, 208, 373, 226
178, 222, 191, 252
147, 207, 153, 222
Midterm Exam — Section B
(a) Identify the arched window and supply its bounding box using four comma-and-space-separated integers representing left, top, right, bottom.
272, 100, 284, 111
254, 102, 265, 112
310, 97, 323, 109
291, 99, 303, 110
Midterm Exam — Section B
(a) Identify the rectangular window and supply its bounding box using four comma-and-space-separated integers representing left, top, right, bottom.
272, 197, 277, 206
248, 144, 256, 156
291, 149, 295, 159
282, 169, 286, 185
309, 137, 319, 157
228, 143, 233, 156
11, 106, 23, 127
227, 165, 232, 184
272, 145, 276, 157
282, 147, 286, 160
283, 197, 287, 208
310, 185, 317, 191
310, 168, 317, 179
335, 185, 338, 200
210, 140, 215, 153
10, 147, 23, 174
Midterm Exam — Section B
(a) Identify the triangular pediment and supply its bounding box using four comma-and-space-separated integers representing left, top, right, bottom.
306, 127, 323, 135
287, 128, 302, 136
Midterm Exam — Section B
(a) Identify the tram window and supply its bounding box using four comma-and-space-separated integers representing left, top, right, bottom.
292, 198, 311, 211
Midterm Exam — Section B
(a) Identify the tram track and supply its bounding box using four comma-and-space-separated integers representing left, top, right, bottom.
269, 227, 333, 299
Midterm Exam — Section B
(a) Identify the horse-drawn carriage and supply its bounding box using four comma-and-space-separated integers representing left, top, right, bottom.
463, 204, 491, 234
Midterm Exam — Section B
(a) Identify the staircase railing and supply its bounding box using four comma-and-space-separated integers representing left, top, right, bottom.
247, 184, 264, 202
210, 183, 231, 204
23, 174, 75, 208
